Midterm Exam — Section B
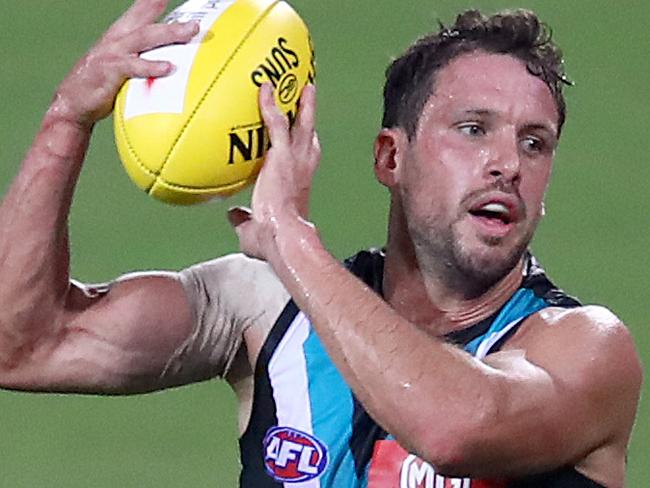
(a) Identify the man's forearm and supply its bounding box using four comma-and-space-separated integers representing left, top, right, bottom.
0, 100, 92, 367
265, 220, 496, 462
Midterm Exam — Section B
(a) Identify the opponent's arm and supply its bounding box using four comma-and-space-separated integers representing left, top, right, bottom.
229, 85, 642, 479
0, 0, 204, 394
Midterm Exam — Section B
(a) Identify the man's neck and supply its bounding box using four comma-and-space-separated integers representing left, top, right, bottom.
382, 243, 525, 337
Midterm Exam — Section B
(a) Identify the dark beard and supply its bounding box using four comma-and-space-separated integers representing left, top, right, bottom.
401, 177, 539, 298
409, 216, 535, 300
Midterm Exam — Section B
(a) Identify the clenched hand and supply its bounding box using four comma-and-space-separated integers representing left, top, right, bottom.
228, 83, 321, 261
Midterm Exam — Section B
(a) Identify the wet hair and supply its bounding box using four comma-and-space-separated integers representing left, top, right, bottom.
382, 9, 572, 139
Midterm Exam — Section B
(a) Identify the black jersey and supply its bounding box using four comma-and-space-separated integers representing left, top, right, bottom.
239, 250, 603, 487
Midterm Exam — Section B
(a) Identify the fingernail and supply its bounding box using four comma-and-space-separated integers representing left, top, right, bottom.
177, 20, 199, 31
154, 61, 171, 73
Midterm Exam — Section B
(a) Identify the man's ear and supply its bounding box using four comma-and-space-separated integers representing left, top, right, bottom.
374, 128, 407, 188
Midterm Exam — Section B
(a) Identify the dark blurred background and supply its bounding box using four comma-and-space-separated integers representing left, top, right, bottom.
0, 0, 647, 486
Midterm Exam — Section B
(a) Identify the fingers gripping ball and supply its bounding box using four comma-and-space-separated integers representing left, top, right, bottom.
113, 0, 315, 205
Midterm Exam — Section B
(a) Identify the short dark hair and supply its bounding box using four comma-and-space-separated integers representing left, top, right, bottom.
382, 9, 572, 139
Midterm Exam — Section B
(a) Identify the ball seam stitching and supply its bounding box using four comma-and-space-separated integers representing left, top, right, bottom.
155, 173, 255, 191
116, 95, 159, 191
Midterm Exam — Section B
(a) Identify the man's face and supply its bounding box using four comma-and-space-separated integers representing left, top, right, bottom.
397, 51, 559, 295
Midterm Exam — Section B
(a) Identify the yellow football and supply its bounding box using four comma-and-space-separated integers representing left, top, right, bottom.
113, 0, 315, 205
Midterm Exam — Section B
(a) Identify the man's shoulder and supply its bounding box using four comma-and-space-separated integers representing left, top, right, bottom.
533, 304, 629, 339
514, 305, 642, 399
518, 304, 635, 352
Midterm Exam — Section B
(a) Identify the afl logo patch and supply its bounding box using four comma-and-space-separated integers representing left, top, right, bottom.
263, 426, 329, 483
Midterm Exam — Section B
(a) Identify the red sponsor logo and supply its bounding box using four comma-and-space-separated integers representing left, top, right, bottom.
368, 440, 506, 488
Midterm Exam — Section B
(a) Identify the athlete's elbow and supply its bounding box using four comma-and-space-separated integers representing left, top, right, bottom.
413, 432, 492, 477
412, 437, 467, 477
414, 396, 501, 476
0, 342, 41, 391
0, 318, 37, 373
0, 311, 70, 392
408, 433, 475, 476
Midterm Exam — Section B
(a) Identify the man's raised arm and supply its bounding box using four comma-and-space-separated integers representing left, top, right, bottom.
229, 83, 642, 483
0, 0, 204, 394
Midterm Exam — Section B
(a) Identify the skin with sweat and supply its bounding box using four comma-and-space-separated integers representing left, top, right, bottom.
0, 2, 640, 486
229, 55, 641, 484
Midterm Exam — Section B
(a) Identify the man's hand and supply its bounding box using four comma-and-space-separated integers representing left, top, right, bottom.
53, 0, 198, 128
228, 83, 321, 260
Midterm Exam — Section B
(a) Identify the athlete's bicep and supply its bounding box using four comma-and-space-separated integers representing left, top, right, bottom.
2, 254, 285, 395
3, 272, 196, 394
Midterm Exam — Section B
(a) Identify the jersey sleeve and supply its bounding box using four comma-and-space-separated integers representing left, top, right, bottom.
168, 253, 289, 383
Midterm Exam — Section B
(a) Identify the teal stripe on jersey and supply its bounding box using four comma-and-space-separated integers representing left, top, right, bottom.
465, 288, 549, 355
300, 288, 547, 487
303, 327, 363, 487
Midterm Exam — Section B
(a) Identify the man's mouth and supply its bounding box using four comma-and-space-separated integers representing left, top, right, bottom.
466, 194, 524, 238
468, 202, 513, 225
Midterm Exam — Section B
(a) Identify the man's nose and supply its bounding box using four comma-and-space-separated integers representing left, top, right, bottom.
483, 133, 521, 185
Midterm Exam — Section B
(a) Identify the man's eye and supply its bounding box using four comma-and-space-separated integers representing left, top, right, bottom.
457, 123, 485, 137
520, 136, 545, 154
